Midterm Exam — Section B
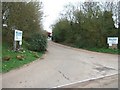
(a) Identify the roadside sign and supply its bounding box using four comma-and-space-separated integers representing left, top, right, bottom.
14, 30, 23, 51
14, 30, 23, 41
107, 37, 118, 45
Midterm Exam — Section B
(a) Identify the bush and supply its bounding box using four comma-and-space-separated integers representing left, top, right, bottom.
27, 33, 47, 52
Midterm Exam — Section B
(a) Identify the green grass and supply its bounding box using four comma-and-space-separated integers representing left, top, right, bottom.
83, 47, 119, 54
2, 43, 43, 73
58, 42, 119, 54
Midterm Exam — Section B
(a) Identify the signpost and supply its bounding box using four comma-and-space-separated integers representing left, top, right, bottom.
14, 30, 23, 51
107, 37, 118, 49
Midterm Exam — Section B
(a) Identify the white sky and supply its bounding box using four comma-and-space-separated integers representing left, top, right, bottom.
41, 0, 86, 32
40, 0, 117, 32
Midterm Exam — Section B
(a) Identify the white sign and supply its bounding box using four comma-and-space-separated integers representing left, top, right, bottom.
107, 37, 118, 45
14, 30, 23, 41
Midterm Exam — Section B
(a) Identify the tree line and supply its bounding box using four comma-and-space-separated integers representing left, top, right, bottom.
2, 1, 47, 51
52, 2, 118, 49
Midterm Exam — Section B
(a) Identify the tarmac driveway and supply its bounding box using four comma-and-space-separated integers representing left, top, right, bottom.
1, 41, 118, 88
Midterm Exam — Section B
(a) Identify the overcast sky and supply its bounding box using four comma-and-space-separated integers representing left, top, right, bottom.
41, 0, 84, 32
40, 0, 116, 32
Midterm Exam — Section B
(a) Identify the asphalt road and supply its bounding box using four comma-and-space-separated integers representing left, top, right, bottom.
60, 74, 118, 88
1, 41, 118, 88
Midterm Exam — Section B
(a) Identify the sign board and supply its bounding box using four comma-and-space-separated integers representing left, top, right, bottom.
14, 30, 23, 41
107, 37, 118, 45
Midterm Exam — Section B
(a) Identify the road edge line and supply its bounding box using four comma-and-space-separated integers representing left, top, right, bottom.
52, 73, 118, 88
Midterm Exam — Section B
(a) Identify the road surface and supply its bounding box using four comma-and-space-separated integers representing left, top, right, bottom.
1, 41, 118, 88
60, 74, 118, 88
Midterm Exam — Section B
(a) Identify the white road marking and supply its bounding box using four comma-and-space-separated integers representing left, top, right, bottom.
52, 73, 118, 88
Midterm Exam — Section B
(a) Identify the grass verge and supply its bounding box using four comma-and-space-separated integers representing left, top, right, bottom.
58, 42, 119, 54
2, 43, 43, 73
83, 47, 119, 54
